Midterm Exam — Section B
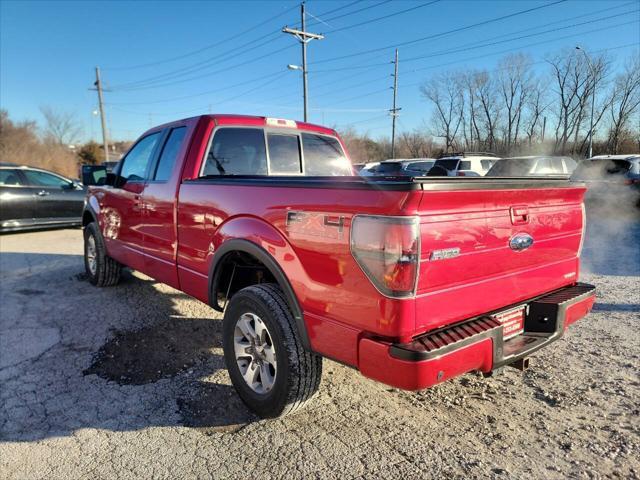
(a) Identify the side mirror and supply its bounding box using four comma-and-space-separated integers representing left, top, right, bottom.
105, 172, 117, 187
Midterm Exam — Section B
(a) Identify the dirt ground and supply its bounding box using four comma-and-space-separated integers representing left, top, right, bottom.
0, 215, 639, 479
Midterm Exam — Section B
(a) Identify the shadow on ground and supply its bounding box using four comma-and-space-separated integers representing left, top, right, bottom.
592, 303, 640, 313
0, 251, 257, 442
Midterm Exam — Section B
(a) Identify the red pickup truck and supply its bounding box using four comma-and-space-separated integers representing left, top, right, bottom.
83, 114, 596, 418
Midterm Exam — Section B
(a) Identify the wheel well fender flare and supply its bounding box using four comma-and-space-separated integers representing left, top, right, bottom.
82, 203, 98, 226
208, 238, 310, 350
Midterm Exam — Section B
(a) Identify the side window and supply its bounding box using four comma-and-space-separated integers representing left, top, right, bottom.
268, 134, 302, 174
154, 127, 186, 181
563, 158, 577, 174
202, 128, 267, 176
481, 160, 494, 170
0, 169, 22, 186
458, 161, 471, 170
301, 133, 350, 176
535, 158, 556, 174
22, 170, 70, 187
120, 132, 162, 182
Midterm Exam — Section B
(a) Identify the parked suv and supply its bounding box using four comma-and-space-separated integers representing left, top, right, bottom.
487, 156, 577, 177
429, 153, 499, 177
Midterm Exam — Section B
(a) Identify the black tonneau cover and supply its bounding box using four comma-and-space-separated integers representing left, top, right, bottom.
187, 174, 577, 191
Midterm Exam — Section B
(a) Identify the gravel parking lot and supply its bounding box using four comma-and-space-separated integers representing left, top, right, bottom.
1, 215, 639, 479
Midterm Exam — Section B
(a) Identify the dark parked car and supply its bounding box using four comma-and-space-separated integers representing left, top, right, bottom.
0, 165, 86, 232
359, 159, 435, 177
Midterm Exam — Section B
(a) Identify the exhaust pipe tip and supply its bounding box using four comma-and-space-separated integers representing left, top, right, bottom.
509, 357, 530, 371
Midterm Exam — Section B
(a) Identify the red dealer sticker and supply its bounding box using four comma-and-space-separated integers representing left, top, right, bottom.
494, 306, 526, 340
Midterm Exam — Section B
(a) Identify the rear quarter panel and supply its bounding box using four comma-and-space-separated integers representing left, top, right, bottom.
176, 182, 422, 364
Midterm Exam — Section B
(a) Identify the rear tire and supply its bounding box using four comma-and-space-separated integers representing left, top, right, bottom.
222, 284, 322, 418
84, 222, 121, 287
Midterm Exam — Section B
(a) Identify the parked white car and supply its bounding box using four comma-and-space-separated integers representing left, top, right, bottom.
487, 156, 577, 176
429, 153, 500, 177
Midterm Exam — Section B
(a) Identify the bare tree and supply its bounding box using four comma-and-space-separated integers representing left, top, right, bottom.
547, 50, 610, 155
524, 78, 549, 146
421, 72, 464, 151
40, 106, 82, 145
606, 55, 640, 153
462, 72, 482, 150
400, 130, 433, 158
498, 54, 532, 152
473, 71, 500, 151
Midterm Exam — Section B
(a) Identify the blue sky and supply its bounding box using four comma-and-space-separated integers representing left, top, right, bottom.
1, 0, 638, 142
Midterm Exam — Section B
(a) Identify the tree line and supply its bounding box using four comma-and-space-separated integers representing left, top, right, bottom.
341, 49, 639, 164
2, 48, 638, 175
0, 108, 131, 179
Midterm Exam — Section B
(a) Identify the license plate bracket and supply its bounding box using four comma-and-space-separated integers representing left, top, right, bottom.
493, 306, 525, 340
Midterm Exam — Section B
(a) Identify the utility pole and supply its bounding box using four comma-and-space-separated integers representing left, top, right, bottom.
283, 3, 324, 122
92, 67, 110, 162
390, 49, 400, 158
542, 116, 547, 143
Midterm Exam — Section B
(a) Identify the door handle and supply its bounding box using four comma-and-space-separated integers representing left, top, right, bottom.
510, 205, 530, 225
37, 190, 50, 196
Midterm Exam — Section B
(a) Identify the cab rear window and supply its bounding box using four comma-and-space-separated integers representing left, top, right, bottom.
301, 134, 351, 176
201, 128, 350, 176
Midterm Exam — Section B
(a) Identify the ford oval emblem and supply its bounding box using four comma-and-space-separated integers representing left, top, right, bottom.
509, 233, 534, 251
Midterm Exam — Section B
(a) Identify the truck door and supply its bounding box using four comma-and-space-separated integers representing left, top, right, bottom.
140, 125, 189, 288
100, 131, 163, 272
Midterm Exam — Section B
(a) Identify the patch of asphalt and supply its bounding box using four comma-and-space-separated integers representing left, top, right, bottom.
84, 317, 221, 385
0, 225, 638, 479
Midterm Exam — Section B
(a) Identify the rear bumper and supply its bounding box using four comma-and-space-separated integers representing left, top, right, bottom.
358, 283, 596, 390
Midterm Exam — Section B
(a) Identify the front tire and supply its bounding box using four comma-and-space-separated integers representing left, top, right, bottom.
84, 222, 121, 287
222, 284, 322, 418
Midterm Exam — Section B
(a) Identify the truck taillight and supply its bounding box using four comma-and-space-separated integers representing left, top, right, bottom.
350, 215, 420, 298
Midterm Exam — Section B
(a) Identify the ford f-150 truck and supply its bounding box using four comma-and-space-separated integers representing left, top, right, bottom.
83, 114, 596, 418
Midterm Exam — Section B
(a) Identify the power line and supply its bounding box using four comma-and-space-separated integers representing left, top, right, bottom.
307, 0, 393, 27
307, 0, 364, 20
104, 4, 299, 71
106, 70, 289, 106
326, 0, 441, 34
304, 1, 637, 73
400, 9, 639, 65
113, 42, 295, 91
286, 11, 639, 107
105, 2, 637, 124
111, 35, 289, 90
107, 0, 374, 90
403, 22, 640, 79
110, 71, 291, 117
310, 0, 568, 65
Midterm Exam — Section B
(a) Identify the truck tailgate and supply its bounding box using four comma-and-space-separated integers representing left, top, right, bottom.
415, 182, 585, 333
